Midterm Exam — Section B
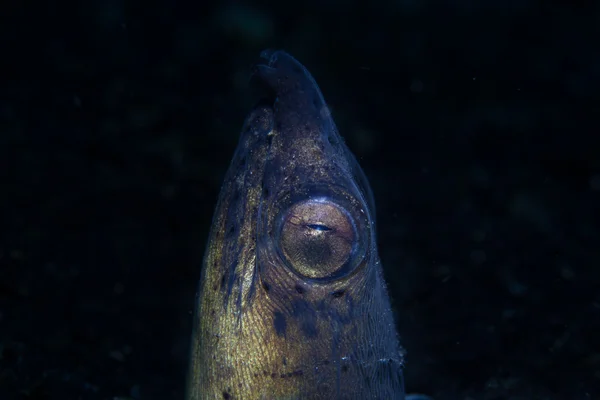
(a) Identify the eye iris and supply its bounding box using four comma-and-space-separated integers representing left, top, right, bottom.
279, 200, 356, 279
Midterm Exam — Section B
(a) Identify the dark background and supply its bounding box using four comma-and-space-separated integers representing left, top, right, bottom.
1, 1, 599, 399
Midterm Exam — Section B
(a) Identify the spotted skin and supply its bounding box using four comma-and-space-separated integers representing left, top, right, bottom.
186, 50, 405, 400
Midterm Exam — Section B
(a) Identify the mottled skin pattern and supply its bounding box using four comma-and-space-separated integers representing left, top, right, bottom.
187, 50, 405, 400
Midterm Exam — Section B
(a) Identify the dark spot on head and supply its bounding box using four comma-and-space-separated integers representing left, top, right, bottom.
293, 369, 303, 376
223, 268, 238, 307
301, 321, 318, 338
328, 135, 337, 147
342, 365, 349, 373
273, 311, 287, 337
312, 96, 319, 109
282, 357, 287, 366
323, 359, 330, 365
220, 274, 226, 289
271, 373, 276, 378
267, 134, 273, 147
263, 370, 268, 376
292, 299, 318, 338
222, 391, 230, 399
228, 225, 235, 236
280, 373, 286, 378
211, 309, 215, 316
294, 285, 305, 294
331, 290, 345, 298
262, 281, 270, 292
262, 186, 270, 199
318, 383, 331, 393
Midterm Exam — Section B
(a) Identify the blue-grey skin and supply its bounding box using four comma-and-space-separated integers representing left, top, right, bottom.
187, 50, 405, 399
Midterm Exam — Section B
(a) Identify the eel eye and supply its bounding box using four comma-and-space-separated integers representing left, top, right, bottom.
278, 199, 357, 279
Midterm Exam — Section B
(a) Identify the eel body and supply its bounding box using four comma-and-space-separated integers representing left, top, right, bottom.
186, 50, 405, 400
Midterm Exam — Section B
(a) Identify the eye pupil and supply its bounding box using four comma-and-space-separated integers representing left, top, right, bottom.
307, 223, 331, 232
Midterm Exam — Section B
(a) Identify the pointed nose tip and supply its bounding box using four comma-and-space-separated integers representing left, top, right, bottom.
259, 48, 278, 63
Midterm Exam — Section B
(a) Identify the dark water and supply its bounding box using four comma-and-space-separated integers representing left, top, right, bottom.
1, 1, 598, 399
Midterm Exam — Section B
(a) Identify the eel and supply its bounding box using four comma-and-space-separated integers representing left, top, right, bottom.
186, 50, 405, 400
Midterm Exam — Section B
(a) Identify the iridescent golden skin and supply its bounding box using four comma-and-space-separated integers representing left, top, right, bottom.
186, 50, 405, 400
